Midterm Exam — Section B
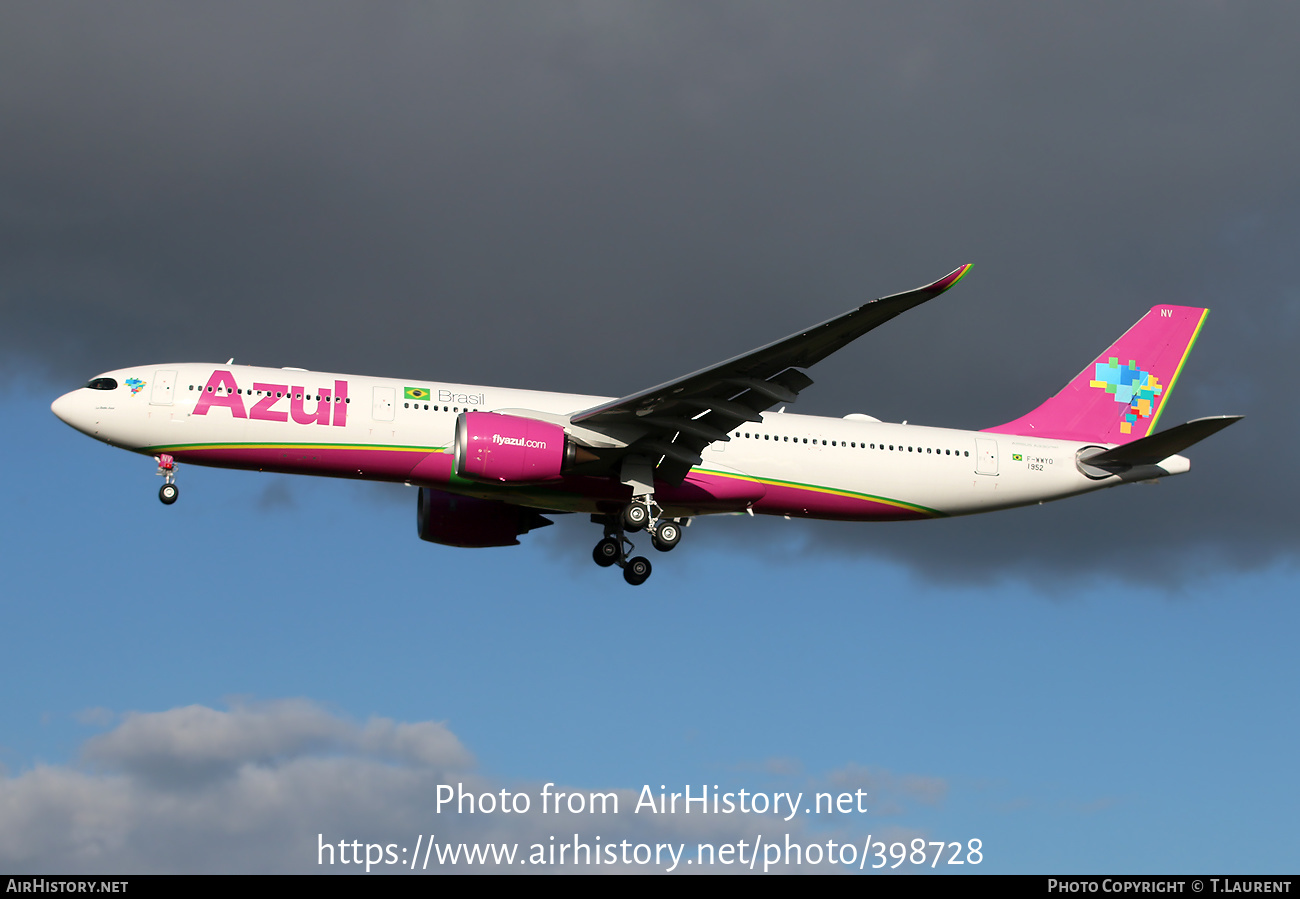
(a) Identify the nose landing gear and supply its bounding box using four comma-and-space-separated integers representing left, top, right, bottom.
156, 454, 179, 505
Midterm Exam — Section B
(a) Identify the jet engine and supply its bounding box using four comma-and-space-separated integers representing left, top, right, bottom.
416, 487, 553, 548
454, 412, 580, 483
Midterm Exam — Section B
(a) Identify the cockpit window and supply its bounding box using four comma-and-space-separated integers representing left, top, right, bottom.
85, 377, 118, 390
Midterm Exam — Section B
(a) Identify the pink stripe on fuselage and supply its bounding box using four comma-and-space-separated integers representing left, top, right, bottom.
166, 445, 932, 522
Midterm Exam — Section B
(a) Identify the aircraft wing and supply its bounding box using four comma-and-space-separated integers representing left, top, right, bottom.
570, 264, 972, 484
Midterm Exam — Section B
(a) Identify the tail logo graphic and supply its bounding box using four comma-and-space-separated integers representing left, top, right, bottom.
1090, 358, 1163, 435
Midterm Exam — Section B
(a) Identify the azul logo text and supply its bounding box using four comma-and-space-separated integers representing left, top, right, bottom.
192, 370, 350, 427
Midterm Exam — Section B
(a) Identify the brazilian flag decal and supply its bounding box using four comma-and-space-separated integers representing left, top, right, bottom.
405, 387, 430, 400
1012, 453, 1023, 461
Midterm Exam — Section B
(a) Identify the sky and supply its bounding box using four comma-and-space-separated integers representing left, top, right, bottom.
2, 1, 1298, 874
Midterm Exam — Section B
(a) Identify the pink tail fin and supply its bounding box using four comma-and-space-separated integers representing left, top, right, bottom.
985, 305, 1209, 444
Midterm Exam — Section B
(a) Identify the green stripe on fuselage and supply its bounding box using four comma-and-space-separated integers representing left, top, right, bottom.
146, 441, 448, 454
694, 468, 945, 517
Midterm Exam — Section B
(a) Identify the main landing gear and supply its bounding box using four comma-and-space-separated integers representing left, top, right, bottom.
591, 501, 685, 586
591, 530, 650, 586
156, 454, 179, 505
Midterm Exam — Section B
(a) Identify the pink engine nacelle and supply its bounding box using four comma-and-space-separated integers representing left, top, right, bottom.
454, 412, 575, 484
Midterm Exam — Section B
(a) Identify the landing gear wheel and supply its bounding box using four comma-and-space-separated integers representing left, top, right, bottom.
593, 537, 620, 568
651, 521, 681, 552
159, 483, 179, 505
623, 556, 652, 586
623, 503, 649, 532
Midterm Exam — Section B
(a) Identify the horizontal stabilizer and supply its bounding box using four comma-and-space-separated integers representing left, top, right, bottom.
1080, 415, 1242, 473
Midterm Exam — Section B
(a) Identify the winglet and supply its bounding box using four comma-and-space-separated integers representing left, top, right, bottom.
878, 264, 972, 305
930, 263, 972, 294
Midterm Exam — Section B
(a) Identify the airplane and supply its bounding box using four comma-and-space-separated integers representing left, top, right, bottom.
51, 265, 1240, 585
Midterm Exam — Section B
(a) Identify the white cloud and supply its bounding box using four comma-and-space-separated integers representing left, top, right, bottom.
822, 762, 950, 811
2, 700, 942, 873
85, 700, 354, 779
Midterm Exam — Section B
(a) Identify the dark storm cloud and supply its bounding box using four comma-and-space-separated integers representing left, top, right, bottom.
7, 3, 1297, 577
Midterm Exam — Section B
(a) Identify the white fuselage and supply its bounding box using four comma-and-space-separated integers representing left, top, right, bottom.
52, 362, 1188, 522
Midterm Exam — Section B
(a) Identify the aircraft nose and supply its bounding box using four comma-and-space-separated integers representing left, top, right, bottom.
51, 390, 77, 425
51, 389, 95, 436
